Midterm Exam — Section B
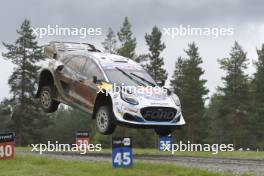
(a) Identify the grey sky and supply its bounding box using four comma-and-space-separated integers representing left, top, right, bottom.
1, 0, 264, 100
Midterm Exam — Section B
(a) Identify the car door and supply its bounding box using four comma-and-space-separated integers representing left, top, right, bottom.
56, 55, 86, 104
72, 58, 105, 111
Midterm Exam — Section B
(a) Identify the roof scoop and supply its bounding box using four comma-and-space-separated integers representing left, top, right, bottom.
43, 41, 100, 59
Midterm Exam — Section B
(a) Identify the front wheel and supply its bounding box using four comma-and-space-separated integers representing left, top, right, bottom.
95, 106, 116, 135
40, 86, 60, 113
155, 128, 173, 136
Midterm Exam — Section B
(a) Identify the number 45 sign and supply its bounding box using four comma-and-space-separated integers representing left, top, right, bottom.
0, 132, 15, 160
112, 137, 133, 168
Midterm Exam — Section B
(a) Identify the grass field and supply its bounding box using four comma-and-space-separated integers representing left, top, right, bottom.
16, 147, 264, 159
131, 149, 264, 159
91, 148, 264, 159
0, 155, 253, 176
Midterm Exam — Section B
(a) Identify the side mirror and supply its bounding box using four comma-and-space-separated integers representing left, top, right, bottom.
54, 61, 64, 71
56, 64, 64, 71
166, 88, 172, 95
157, 80, 165, 87
93, 76, 102, 84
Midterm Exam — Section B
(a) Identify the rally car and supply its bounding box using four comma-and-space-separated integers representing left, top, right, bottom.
36, 41, 185, 136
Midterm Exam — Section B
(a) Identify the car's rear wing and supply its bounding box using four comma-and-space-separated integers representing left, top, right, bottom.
43, 41, 100, 59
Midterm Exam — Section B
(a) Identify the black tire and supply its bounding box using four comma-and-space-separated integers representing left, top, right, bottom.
155, 128, 173, 136
95, 106, 116, 135
40, 86, 60, 113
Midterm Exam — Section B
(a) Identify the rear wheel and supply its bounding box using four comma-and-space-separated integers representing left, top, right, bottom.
155, 128, 173, 136
40, 86, 60, 113
95, 106, 116, 135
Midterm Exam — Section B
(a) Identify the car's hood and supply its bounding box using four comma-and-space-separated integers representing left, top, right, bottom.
97, 83, 176, 107
125, 86, 175, 106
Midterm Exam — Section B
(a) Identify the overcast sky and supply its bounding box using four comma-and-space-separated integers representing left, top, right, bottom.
1, 0, 264, 101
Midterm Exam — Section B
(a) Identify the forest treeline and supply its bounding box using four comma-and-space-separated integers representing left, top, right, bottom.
0, 18, 263, 150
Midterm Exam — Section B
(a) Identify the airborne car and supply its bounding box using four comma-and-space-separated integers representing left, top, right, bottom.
36, 42, 185, 135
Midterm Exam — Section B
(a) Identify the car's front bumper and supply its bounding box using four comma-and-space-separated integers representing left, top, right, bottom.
112, 100, 185, 128
115, 114, 185, 128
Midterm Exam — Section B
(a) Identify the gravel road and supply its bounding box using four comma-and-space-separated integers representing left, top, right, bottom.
17, 151, 264, 176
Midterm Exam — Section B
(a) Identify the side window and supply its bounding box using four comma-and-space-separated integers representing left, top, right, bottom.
66, 56, 86, 73
82, 59, 104, 81
60, 55, 72, 64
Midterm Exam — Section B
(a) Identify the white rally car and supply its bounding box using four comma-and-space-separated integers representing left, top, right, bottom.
36, 42, 185, 136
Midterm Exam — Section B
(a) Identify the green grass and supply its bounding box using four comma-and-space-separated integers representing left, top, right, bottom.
90, 148, 264, 159
132, 149, 264, 159
0, 154, 252, 176
16, 147, 264, 159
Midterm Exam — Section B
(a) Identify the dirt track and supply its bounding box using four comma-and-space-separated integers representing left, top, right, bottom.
17, 151, 264, 176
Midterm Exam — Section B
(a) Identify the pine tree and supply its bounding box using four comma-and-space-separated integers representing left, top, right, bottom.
0, 101, 12, 131
2, 19, 48, 145
117, 17, 136, 59
116, 17, 137, 136
101, 27, 117, 54
252, 44, 264, 148
145, 26, 168, 83
170, 43, 208, 143
170, 57, 186, 96
203, 93, 226, 144
218, 42, 251, 148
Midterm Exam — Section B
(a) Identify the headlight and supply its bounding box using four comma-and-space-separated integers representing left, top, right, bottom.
171, 93, 181, 106
120, 90, 139, 105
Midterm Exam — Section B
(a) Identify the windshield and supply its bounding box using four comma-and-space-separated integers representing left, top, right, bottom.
104, 68, 156, 86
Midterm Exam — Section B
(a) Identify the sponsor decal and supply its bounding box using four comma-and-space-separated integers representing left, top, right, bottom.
150, 102, 169, 106
144, 110, 175, 120
124, 106, 138, 113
